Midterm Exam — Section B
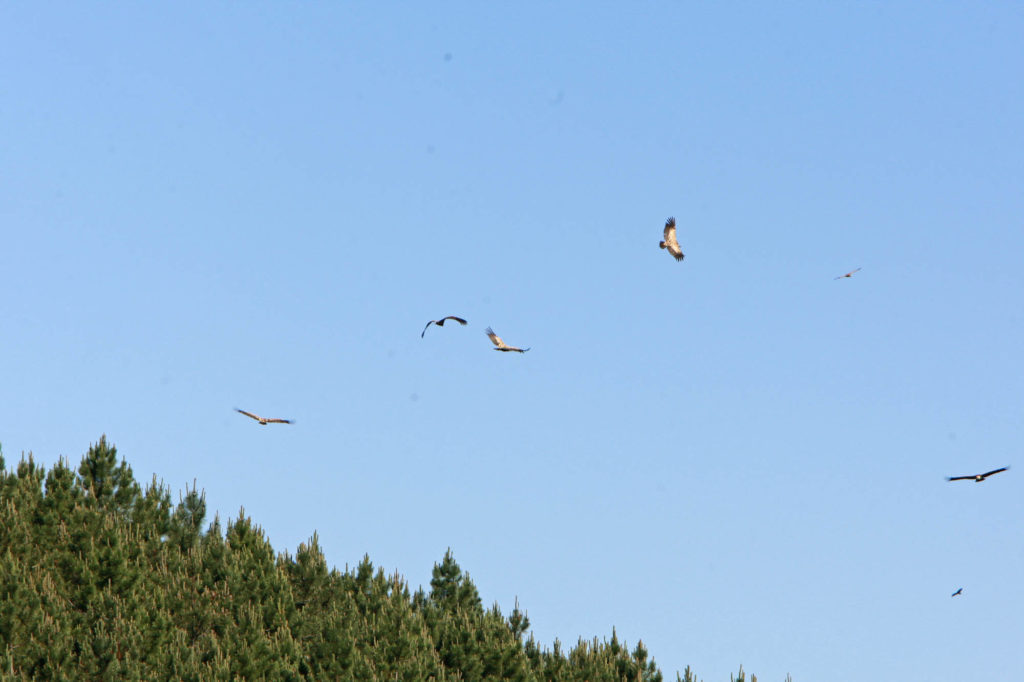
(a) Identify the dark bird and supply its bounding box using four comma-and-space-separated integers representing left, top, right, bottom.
951, 588, 963, 597
659, 217, 684, 261
946, 467, 1008, 482
421, 315, 468, 338
235, 409, 293, 425
834, 267, 862, 280
485, 327, 529, 353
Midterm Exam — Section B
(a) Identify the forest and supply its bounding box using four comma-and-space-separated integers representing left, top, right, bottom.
0, 437, 772, 681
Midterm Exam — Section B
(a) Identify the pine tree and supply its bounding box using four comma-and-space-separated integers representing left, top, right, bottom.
508, 597, 530, 642
78, 436, 141, 518
428, 548, 482, 615
169, 480, 206, 552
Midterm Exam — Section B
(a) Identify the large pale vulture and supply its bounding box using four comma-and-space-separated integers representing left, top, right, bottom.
421, 316, 468, 338
235, 409, 293, 425
485, 327, 530, 353
659, 217, 684, 262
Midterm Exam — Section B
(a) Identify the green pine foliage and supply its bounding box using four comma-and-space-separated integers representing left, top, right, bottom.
0, 438, 783, 681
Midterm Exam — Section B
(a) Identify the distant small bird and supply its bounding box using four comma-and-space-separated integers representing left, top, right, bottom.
485, 327, 529, 353
834, 267, 862, 280
659, 217, 684, 262
421, 315, 468, 338
946, 467, 1008, 482
235, 409, 293, 425
951, 588, 963, 597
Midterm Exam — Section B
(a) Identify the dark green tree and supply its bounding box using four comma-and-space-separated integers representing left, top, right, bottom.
428, 547, 482, 615
77, 435, 140, 518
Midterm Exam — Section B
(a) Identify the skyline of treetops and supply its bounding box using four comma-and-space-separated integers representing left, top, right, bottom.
0, 436, 782, 681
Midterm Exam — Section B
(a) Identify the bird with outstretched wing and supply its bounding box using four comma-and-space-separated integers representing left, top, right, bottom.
946, 466, 1008, 482
485, 327, 529, 353
951, 588, 963, 597
421, 315, 468, 338
659, 217, 684, 262
834, 267, 862, 280
235, 409, 293, 425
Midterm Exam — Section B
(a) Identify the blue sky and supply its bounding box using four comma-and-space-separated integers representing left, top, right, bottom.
2, 3, 1023, 680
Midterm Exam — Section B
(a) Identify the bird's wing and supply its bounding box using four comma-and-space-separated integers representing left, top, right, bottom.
946, 476, 973, 481
981, 467, 1009, 478
421, 320, 436, 338
235, 409, 262, 422
265, 418, 293, 424
444, 316, 468, 325
485, 327, 505, 348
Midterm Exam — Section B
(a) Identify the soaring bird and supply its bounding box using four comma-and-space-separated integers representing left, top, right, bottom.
834, 267, 862, 280
951, 588, 963, 598
235, 409, 293, 425
421, 315, 468, 338
485, 327, 529, 353
946, 467, 1008, 482
659, 217, 684, 262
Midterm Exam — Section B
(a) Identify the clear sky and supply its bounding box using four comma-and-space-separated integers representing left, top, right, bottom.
2, 3, 1023, 680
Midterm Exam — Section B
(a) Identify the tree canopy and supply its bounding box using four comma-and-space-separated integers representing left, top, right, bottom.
0, 437, 777, 681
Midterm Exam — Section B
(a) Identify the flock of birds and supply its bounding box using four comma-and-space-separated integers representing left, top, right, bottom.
233, 216, 1009, 600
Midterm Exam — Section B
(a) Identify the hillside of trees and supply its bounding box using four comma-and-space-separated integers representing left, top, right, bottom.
0, 436, 774, 681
